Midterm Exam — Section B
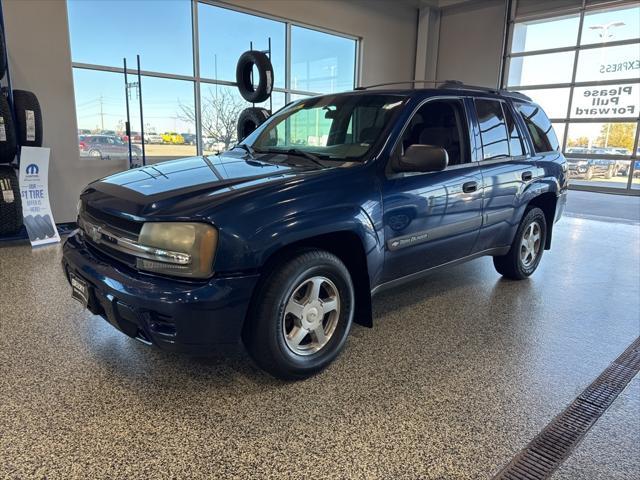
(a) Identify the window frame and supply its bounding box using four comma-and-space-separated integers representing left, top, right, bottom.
68, 0, 361, 158
502, 0, 640, 193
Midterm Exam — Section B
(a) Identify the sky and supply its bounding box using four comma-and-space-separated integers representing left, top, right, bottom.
67, 0, 355, 134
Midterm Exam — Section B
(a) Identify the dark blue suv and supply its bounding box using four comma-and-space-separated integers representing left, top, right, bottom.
62, 83, 567, 379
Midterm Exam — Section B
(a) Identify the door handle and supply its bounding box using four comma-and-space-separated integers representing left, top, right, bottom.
462, 181, 478, 193
522, 171, 533, 181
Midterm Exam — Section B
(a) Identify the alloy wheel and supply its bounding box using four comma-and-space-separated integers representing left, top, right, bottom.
520, 221, 542, 268
282, 276, 340, 356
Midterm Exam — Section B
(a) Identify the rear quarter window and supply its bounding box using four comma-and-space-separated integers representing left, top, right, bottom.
515, 103, 560, 153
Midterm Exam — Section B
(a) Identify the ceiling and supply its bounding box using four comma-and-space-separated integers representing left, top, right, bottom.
397, 0, 481, 8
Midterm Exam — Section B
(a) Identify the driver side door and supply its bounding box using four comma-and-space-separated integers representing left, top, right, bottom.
381, 97, 484, 283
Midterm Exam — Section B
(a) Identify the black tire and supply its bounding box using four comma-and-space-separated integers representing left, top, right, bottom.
0, 93, 17, 164
34, 215, 49, 239
42, 214, 56, 237
0, 165, 23, 235
237, 107, 270, 141
12, 90, 43, 147
235, 50, 274, 103
243, 249, 355, 380
493, 207, 547, 280
0, 26, 6, 80
35, 214, 55, 238
88, 149, 102, 160
24, 215, 42, 240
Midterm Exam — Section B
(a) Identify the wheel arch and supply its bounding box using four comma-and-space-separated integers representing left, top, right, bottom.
527, 191, 557, 250
248, 230, 373, 329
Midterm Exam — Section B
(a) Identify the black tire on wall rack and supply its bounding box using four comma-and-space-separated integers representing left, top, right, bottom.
0, 26, 6, 81
236, 50, 274, 103
0, 165, 23, 235
0, 93, 17, 164
12, 90, 43, 147
237, 107, 270, 141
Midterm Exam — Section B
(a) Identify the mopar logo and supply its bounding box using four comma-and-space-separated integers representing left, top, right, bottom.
25, 164, 39, 175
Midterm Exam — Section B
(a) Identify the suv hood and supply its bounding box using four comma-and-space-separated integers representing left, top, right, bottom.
82, 151, 334, 218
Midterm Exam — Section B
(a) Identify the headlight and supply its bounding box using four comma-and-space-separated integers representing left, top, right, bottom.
136, 222, 218, 279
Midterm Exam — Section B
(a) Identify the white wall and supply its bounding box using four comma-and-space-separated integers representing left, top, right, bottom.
3, 0, 419, 223
435, 0, 507, 88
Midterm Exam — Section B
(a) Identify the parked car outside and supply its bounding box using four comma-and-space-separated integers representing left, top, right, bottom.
144, 133, 164, 144
63, 84, 567, 379
566, 158, 618, 180
162, 132, 185, 144
181, 133, 196, 145
565, 146, 630, 179
79, 134, 141, 160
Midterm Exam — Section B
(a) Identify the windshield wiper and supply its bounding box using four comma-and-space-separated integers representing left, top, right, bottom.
260, 148, 325, 167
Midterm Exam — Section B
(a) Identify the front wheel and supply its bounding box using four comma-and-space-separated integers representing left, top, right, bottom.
243, 249, 354, 380
605, 165, 614, 179
493, 207, 547, 280
585, 167, 594, 181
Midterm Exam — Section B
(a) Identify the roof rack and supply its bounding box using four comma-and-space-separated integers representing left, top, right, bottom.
354, 79, 531, 101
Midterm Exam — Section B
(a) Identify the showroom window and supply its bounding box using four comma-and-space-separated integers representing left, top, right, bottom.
66, 0, 359, 163
503, 1, 640, 192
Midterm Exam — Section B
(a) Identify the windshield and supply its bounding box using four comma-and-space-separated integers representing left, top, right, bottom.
248, 94, 406, 161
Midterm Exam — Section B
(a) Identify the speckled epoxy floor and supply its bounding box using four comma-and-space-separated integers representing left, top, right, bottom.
1, 216, 639, 479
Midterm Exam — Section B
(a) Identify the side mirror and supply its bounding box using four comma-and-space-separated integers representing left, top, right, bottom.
395, 144, 448, 173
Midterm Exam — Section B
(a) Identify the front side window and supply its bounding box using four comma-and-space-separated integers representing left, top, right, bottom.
516, 103, 560, 153
397, 99, 470, 166
475, 99, 510, 160
250, 94, 406, 161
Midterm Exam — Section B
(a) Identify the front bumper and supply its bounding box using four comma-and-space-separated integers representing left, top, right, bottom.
62, 231, 260, 354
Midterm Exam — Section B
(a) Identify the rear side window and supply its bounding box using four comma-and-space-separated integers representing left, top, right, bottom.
516, 103, 560, 153
475, 99, 510, 160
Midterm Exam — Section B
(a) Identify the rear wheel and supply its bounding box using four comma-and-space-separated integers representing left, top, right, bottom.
243, 249, 354, 380
493, 207, 547, 280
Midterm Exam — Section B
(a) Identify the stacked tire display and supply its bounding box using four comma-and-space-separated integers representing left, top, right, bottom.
235, 49, 274, 141
0, 24, 44, 236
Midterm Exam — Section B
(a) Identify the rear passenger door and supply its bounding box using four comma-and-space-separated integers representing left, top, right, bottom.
473, 98, 535, 252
